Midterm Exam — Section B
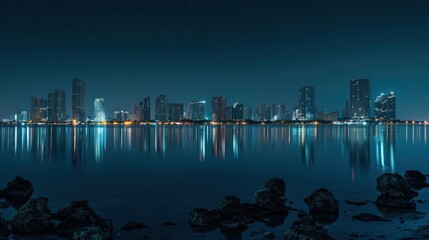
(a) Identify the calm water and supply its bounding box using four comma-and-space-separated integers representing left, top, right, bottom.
1, 124, 429, 239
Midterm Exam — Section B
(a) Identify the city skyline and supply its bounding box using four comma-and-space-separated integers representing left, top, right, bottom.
1, 1, 429, 120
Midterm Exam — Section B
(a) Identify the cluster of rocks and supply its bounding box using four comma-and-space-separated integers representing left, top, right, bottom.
0, 176, 113, 240
189, 178, 289, 239
375, 170, 428, 213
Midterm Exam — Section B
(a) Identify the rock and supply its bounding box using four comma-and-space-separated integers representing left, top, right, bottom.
255, 188, 287, 213
264, 231, 276, 239
376, 173, 418, 200
189, 208, 221, 231
53, 200, 113, 237
219, 220, 248, 232
219, 195, 242, 217
404, 170, 429, 190
0, 176, 33, 207
304, 188, 339, 214
121, 222, 149, 231
375, 195, 416, 210
161, 221, 177, 226
265, 178, 286, 197
71, 227, 111, 240
0, 217, 10, 239
11, 197, 54, 234
283, 211, 333, 240
345, 200, 367, 206
352, 213, 390, 222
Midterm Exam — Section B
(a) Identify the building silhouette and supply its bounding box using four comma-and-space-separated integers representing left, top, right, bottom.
232, 102, 244, 121
189, 100, 206, 121
350, 79, 370, 119
168, 103, 184, 121
48, 89, 66, 122
139, 96, 151, 121
114, 110, 130, 122
374, 92, 396, 121
30, 96, 47, 121
211, 96, 226, 121
298, 86, 315, 120
155, 95, 168, 121
72, 78, 85, 122
94, 98, 106, 122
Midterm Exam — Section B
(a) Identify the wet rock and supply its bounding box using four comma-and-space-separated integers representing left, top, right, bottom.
0, 176, 33, 208
71, 227, 111, 240
376, 173, 418, 200
404, 170, 429, 190
265, 178, 286, 197
304, 188, 339, 214
255, 188, 287, 213
219, 220, 248, 232
352, 213, 390, 222
188, 208, 221, 231
375, 195, 416, 211
161, 221, 177, 226
345, 200, 367, 206
283, 211, 333, 240
53, 200, 113, 236
11, 197, 54, 234
264, 231, 275, 239
219, 195, 242, 217
0, 217, 10, 239
121, 222, 149, 231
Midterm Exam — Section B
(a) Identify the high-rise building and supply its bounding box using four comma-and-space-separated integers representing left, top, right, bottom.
232, 102, 244, 121
48, 89, 67, 122
256, 103, 266, 121
94, 98, 106, 122
211, 96, 226, 121
244, 107, 253, 120
275, 103, 286, 120
155, 95, 168, 121
30, 96, 47, 121
72, 78, 85, 122
342, 100, 350, 119
139, 96, 151, 121
168, 103, 184, 121
350, 79, 370, 119
225, 105, 233, 121
189, 100, 206, 121
114, 110, 130, 122
374, 92, 396, 121
298, 86, 315, 120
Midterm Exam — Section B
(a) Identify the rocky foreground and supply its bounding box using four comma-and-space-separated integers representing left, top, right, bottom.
0, 170, 429, 239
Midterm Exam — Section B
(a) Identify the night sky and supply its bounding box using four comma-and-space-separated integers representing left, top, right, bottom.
1, 0, 429, 120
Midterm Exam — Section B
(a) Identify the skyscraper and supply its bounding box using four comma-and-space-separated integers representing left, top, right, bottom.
94, 98, 106, 122
297, 86, 315, 120
48, 89, 66, 122
211, 96, 226, 121
189, 100, 206, 121
72, 78, 85, 122
350, 79, 370, 119
342, 100, 350, 119
232, 102, 244, 121
168, 103, 184, 121
30, 96, 47, 121
155, 95, 168, 121
139, 96, 151, 121
374, 92, 396, 121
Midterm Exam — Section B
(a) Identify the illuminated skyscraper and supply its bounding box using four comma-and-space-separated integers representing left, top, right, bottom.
298, 86, 315, 120
350, 79, 370, 119
94, 98, 106, 122
48, 89, 67, 122
232, 102, 244, 121
374, 92, 396, 120
155, 95, 168, 121
211, 96, 226, 121
30, 96, 47, 121
114, 110, 130, 122
72, 78, 86, 122
139, 96, 151, 121
189, 100, 206, 121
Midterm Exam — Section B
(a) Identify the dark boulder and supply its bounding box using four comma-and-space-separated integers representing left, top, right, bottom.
404, 170, 429, 190
71, 227, 111, 240
121, 222, 149, 231
11, 197, 54, 234
0, 176, 33, 208
283, 211, 333, 240
255, 188, 287, 213
219, 195, 242, 217
0, 217, 10, 239
352, 213, 390, 222
189, 208, 221, 232
304, 188, 339, 214
376, 173, 418, 200
265, 178, 286, 197
53, 200, 113, 237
